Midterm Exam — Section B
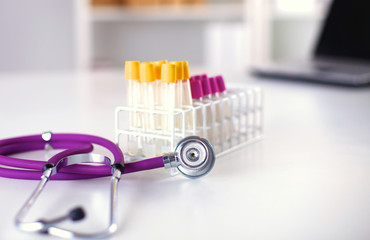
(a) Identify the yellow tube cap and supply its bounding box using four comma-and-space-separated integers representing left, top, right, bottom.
140, 62, 154, 83
161, 63, 176, 83
156, 60, 168, 64
170, 61, 183, 82
125, 61, 140, 81
182, 61, 190, 80
153, 60, 168, 80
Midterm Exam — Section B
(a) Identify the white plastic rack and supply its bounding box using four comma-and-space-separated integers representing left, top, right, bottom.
115, 87, 263, 160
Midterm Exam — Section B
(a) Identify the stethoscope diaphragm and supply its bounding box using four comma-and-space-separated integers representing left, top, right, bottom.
175, 136, 215, 178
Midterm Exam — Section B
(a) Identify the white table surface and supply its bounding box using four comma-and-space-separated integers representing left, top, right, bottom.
0, 70, 369, 240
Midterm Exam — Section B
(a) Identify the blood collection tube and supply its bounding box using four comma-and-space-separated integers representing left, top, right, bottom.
161, 63, 177, 132
216, 75, 227, 95
125, 60, 140, 113
171, 61, 183, 110
200, 74, 211, 102
190, 79, 209, 140
124, 60, 140, 155
190, 78, 204, 100
139, 62, 157, 157
210, 76, 230, 146
209, 76, 221, 121
153, 60, 167, 108
201, 75, 220, 146
181, 61, 193, 128
181, 61, 193, 107
140, 62, 155, 130
209, 77, 220, 97
153, 60, 167, 132
200, 74, 214, 125
170, 61, 184, 128
216, 75, 230, 117
215, 75, 232, 144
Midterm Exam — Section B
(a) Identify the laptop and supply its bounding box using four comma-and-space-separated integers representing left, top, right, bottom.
252, 0, 370, 86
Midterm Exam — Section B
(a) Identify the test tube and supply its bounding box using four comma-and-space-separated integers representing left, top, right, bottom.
170, 61, 184, 128
139, 62, 156, 157
190, 79, 207, 139
181, 61, 193, 129
153, 60, 167, 108
200, 74, 211, 100
216, 75, 226, 94
152, 60, 167, 155
200, 74, 214, 123
181, 62, 192, 107
124, 60, 140, 155
209, 76, 221, 121
161, 63, 177, 134
140, 62, 155, 130
200, 75, 218, 147
216, 75, 232, 144
216, 75, 230, 117
170, 61, 183, 108
210, 76, 229, 148
153, 60, 167, 134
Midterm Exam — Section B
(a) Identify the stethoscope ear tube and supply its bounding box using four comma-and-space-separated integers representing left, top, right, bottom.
174, 136, 216, 178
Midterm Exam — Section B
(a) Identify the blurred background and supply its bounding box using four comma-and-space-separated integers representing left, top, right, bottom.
0, 0, 331, 73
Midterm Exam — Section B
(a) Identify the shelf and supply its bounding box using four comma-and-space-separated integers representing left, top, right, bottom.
90, 3, 244, 22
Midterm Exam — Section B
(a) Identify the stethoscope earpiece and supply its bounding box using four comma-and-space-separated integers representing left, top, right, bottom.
174, 136, 215, 178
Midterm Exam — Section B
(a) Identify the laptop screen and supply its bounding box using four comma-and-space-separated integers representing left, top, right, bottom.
315, 0, 370, 61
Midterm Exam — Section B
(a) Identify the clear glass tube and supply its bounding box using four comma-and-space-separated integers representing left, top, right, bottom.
127, 79, 140, 156
182, 79, 193, 128
142, 82, 155, 130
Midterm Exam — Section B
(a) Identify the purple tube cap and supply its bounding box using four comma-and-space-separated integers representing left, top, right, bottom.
190, 75, 201, 82
190, 80, 204, 99
209, 77, 219, 94
216, 75, 226, 92
201, 74, 211, 96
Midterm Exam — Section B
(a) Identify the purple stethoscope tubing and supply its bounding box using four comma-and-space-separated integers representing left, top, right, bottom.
0, 133, 164, 180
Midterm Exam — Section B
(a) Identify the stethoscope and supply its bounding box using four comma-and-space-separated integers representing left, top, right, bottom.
0, 132, 215, 239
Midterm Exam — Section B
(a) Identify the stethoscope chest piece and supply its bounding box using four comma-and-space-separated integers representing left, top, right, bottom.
174, 136, 215, 178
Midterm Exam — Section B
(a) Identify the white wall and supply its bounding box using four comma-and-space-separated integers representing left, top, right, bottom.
247, 0, 329, 66
204, 22, 247, 70
0, 0, 77, 72
92, 21, 246, 71
92, 22, 205, 67
272, 19, 321, 62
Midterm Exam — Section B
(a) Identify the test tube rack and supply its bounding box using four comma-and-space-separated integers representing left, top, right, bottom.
115, 87, 263, 160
